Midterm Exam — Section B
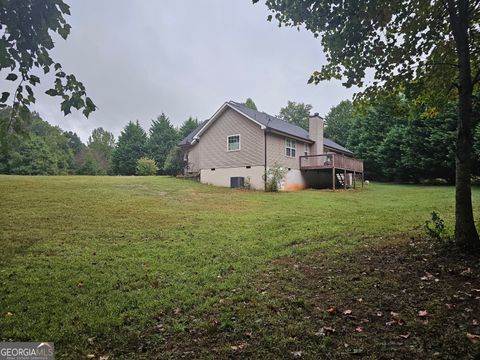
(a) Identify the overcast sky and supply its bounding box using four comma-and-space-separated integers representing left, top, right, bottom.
5, 0, 359, 142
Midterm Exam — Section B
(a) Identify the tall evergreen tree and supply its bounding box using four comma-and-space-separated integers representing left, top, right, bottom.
179, 117, 200, 140
112, 121, 147, 175
147, 114, 177, 173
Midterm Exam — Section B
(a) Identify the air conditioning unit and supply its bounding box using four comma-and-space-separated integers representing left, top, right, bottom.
230, 177, 244, 188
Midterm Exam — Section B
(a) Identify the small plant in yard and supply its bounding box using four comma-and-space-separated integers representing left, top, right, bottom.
265, 163, 288, 192
243, 176, 252, 190
136, 157, 158, 176
425, 211, 449, 241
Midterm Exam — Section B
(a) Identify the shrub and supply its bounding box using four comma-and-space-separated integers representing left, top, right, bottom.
265, 163, 288, 192
243, 176, 252, 190
136, 157, 158, 176
163, 146, 184, 176
425, 211, 449, 241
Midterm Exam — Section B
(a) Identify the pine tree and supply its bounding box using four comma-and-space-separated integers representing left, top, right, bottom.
112, 121, 147, 175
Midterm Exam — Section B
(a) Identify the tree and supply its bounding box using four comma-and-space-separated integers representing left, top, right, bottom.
147, 114, 177, 173
78, 151, 100, 175
87, 127, 115, 175
0, 110, 74, 175
278, 101, 313, 130
163, 146, 184, 176
136, 157, 158, 176
324, 100, 355, 146
64, 131, 86, 173
0, 0, 95, 139
257, 0, 480, 250
244, 98, 258, 110
179, 117, 200, 140
112, 121, 147, 175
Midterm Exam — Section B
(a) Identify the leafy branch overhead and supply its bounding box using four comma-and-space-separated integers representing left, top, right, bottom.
0, 0, 96, 120
255, 0, 480, 102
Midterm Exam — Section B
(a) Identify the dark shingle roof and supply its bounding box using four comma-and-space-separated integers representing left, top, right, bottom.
179, 101, 353, 155
178, 120, 207, 146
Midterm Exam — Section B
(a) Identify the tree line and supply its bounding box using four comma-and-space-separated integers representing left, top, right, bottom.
0, 108, 199, 176
324, 94, 480, 184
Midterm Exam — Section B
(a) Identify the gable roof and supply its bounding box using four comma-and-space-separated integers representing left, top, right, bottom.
179, 101, 353, 155
178, 119, 207, 146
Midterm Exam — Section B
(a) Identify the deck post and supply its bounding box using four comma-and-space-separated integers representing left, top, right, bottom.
344, 167, 347, 190
332, 154, 336, 191
353, 171, 356, 189
332, 167, 336, 191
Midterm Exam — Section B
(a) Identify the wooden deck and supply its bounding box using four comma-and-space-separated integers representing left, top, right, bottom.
300, 153, 364, 172
300, 153, 364, 190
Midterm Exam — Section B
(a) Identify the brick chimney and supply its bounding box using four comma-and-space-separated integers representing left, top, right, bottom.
309, 113, 324, 155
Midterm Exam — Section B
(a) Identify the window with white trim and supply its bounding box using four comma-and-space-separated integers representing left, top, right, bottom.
285, 138, 296, 157
304, 143, 309, 156
227, 135, 240, 151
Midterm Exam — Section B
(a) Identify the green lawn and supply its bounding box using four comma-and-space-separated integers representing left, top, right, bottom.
0, 176, 479, 359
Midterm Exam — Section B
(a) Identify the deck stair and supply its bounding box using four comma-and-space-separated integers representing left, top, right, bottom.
336, 173, 345, 187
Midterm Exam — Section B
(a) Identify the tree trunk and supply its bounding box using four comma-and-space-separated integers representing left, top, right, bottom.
447, 0, 480, 251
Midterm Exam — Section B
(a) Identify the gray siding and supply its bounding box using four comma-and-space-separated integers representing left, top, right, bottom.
187, 108, 265, 170
266, 132, 309, 170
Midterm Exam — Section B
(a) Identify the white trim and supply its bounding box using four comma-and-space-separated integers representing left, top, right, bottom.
285, 137, 297, 158
194, 102, 266, 141
227, 134, 241, 152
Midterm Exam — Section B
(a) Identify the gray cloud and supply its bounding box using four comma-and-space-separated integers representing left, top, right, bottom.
3, 0, 357, 141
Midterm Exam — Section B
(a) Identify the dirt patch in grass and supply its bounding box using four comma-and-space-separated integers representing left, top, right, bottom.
158, 237, 480, 359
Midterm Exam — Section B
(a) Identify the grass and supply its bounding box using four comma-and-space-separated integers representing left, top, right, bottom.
0, 176, 479, 359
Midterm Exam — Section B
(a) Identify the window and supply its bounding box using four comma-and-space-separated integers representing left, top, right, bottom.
227, 135, 240, 151
304, 144, 309, 156
285, 138, 296, 157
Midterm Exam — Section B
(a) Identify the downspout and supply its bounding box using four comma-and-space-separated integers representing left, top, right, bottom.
264, 128, 267, 191
264, 118, 271, 191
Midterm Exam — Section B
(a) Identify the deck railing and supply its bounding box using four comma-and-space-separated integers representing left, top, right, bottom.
300, 153, 364, 173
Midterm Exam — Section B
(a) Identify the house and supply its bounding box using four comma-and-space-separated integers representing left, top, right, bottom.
179, 101, 364, 191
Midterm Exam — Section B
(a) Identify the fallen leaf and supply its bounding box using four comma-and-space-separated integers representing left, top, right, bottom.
230, 342, 248, 351
466, 332, 480, 344
327, 306, 337, 314
5, 312, 13, 317
343, 309, 352, 316
99, 356, 109, 360
86, 355, 95, 359
461, 268, 473, 276
355, 326, 364, 333
376, 311, 383, 317
418, 310, 428, 317
315, 326, 335, 336
291, 351, 303, 358
390, 311, 401, 320
399, 333, 411, 339
174, 308, 181, 315
473, 319, 478, 326
87, 337, 96, 345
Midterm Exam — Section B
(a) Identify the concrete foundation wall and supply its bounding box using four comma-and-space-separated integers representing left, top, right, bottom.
282, 169, 307, 191
200, 166, 265, 190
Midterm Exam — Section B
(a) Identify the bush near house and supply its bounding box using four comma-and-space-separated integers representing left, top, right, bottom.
135, 157, 158, 176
